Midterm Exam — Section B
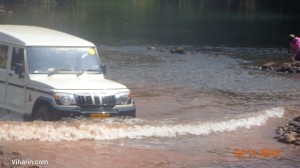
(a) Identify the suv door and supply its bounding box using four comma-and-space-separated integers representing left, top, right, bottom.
0, 44, 9, 104
6, 47, 26, 111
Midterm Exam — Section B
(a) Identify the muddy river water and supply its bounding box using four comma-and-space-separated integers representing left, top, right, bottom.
0, 46, 300, 167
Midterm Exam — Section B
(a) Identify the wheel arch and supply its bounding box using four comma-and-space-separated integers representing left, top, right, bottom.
31, 96, 55, 120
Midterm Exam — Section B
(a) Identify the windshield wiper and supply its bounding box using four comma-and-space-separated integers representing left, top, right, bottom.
48, 68, 73, 76
76, 69, 101, 76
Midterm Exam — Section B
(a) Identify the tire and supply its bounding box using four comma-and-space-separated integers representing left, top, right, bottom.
34, 105, 53, 121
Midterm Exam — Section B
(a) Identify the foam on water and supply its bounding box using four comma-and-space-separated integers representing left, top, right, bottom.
0, 107, 284, 141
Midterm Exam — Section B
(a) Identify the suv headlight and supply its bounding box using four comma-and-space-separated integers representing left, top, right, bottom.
53, 93, 76, 105
115, 92, 131, 105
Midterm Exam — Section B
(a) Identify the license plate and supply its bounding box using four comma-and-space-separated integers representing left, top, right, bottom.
90, 113, 110, 118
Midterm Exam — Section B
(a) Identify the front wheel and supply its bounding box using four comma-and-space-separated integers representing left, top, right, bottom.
34, 105, 53, 121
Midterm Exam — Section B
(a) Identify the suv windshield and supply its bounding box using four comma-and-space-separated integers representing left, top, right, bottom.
27, 47, 102, 74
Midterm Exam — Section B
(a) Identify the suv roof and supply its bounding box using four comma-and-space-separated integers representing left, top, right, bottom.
0, 25, 94, 46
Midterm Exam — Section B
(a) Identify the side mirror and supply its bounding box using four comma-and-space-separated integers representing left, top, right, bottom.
101, 64, 107, 74
15, 63, 24, 78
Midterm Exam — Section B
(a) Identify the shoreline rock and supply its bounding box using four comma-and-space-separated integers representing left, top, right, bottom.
261, 61, 300, 73
261, 62, 276, 70
275, 116, 300, 145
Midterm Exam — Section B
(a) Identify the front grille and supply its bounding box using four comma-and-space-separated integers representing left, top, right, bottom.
76, 95, 116, 106
77, 95, 93, 105
102, 95, 116, 105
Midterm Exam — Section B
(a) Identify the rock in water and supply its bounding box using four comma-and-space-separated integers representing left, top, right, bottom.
291, 61, 300, 67
262, 62, 276, 70
147, 46, 156, 50
170, 46, 185, 54
284, 133, 297, 143
275, 127, 285, 136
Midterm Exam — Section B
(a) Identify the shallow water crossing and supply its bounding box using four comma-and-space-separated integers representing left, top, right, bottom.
0, 107, 285, 141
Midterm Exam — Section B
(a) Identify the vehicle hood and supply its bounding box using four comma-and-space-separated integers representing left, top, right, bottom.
29, 75, 127, 90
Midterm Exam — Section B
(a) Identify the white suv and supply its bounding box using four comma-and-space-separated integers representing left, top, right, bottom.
0, 25, 136, 121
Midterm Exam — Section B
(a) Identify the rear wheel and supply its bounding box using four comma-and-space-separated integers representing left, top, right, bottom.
35, 105, 53, 121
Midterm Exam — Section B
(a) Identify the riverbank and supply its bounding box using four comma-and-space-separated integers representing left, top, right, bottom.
275, 116, 300, 146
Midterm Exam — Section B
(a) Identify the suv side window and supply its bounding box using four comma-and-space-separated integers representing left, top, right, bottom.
0, 44, 8, 69
11, 47, 24, 70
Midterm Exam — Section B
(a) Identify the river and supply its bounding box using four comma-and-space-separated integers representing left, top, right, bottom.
0, 0, 300, 168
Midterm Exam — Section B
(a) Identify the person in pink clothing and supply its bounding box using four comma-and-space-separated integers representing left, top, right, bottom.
289, 34, 300, 61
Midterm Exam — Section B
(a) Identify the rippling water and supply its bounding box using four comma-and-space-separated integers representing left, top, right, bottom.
1, 46, 300, 167
0, 107, 285, 141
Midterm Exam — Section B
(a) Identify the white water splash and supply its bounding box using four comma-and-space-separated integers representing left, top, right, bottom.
0, 107, 284, 141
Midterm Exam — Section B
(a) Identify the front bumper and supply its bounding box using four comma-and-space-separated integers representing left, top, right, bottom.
51, 102, 136, 119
